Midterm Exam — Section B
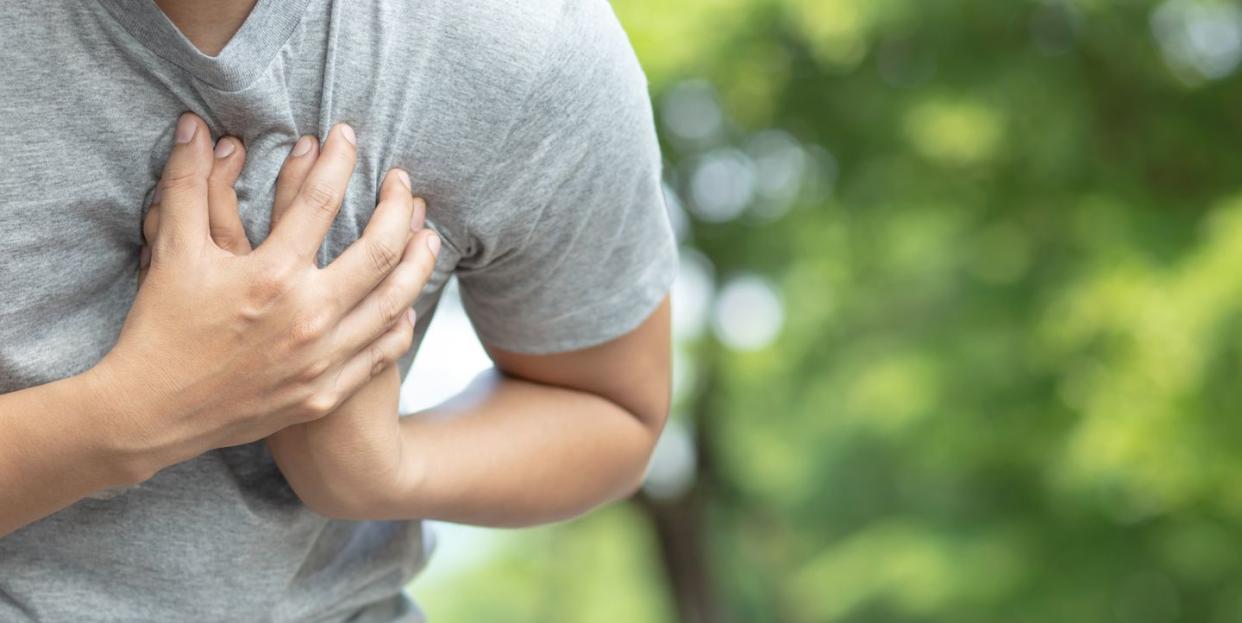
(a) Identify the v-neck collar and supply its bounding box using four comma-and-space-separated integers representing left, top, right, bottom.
96, 0, 312, 91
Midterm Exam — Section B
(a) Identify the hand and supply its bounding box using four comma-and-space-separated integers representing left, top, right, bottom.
261, 142, 434, 518
89, 112, 436, 481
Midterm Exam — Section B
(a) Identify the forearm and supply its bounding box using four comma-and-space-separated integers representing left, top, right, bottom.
266, 366, 405, 517
0, 370, 149, 537
393, 371, 656, 527
282, 369, 658, 527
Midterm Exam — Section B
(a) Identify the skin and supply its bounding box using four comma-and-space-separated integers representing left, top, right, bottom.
1, 1, 671, 537
152, 0, 673, 527
0, 113, 431, 537
150, 133, 672, 528
154, 0, 257, 56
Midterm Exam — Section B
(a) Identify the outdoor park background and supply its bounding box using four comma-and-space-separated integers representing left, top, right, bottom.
399, 1, 1242, 621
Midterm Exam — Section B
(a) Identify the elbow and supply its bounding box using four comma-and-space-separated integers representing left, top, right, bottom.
613, 466, 649, 504
612, 405, 670, 503
302, 496, 363, 521
632, 387, 672, 449
505, 416, 663, 528
295, 488, 362, 520
295, 481, 402, 521
303, 493, 397, 522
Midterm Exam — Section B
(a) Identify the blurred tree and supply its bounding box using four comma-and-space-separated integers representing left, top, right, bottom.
417, 1, 1242, 621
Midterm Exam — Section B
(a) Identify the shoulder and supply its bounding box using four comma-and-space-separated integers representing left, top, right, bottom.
399, 0, 640, 103
337, 0, 646, 146
332, 0, 652, 248
335, 0, 646, 157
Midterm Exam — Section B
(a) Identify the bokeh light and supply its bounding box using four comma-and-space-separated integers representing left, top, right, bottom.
416, 2, 1242, 621
1151, 0, 1242, 83
661, 79, 724, 145
747, 129, 807, 220
711, 274, 784, 351
642, 419, 698, 500
671, 247, 715, 341
689, 148, 757, 223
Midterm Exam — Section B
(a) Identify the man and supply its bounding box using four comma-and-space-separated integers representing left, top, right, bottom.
0, 0, 676, 620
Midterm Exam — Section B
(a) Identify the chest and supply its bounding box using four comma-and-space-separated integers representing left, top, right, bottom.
0, 111, 397, 281
0, 5, 479, 389
0, 94, 455, 391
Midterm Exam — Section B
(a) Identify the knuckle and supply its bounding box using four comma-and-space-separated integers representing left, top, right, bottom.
415, 246, 438, 279
368, 344, 387, 377
297, 358, 332, 384
376, 291, 402, 326
384, 267, 428, 306
210, 228, 242, 250
246, 280, 284, 309
269, 257, 299, 281
301, 391, 338, 419
405, 259, 432, 292
397, 319, 416, 351
161, 169, 202, 193
290, 309, 333, 345
302, 182, 340, 216
376, 329, 412, 375
246, 265, 292, 307
365, 238, 399, 274
394, 320, 414, 354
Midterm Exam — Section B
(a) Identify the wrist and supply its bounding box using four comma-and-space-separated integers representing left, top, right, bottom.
75, 360, 180, 486
385, 429, 430, 518
312, 448, 424, 521
309, 426, 428, 521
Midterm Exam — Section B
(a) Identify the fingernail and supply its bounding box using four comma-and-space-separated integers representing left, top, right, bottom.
214, 139, 235, 159
426, 232, 440, 256
406, 308, 416, 326
395, 169, 411, 190
151, 185, 163, 205
410, 198, 425, 231
175, 114, 197, 144
292, 135, 313, 157
339, 124, 356, 146
139, 246, 151, 269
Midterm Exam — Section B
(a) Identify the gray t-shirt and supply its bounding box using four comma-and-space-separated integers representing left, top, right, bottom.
0, 0, 676, 620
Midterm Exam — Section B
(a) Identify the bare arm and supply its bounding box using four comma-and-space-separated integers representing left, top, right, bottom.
265, 0, 673, 523
399, 297, 671, 526
0, 371, 144, 536
269, 296, 671, 527
0, 114, 424, 537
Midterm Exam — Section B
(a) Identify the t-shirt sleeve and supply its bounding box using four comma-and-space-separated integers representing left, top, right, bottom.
454, 0, 678, 355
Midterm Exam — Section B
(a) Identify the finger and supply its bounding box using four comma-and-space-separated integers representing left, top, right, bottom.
207, 137, 252, 254
137, 245, 151, 285
323, 169, 421, 304
140, 189, 161, 285
272, 135, 320, 229
261, 123, 357, 261
154, 112, 213, 256
331, 229, 438, 357
143, 198, 161, 248
330, 306, 417, 399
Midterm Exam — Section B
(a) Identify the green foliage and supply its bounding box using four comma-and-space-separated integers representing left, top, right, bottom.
417, 1, 1242, 621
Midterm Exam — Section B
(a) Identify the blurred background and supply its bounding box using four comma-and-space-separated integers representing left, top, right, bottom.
399, 0, 1242, 621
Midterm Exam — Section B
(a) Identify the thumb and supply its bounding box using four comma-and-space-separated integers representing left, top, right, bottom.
152, 112, 213, 257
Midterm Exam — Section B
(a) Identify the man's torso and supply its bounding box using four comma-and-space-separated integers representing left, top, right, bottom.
0, 1, 569, 620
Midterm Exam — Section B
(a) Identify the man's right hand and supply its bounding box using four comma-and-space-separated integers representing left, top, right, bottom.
86, 112, 434, 482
